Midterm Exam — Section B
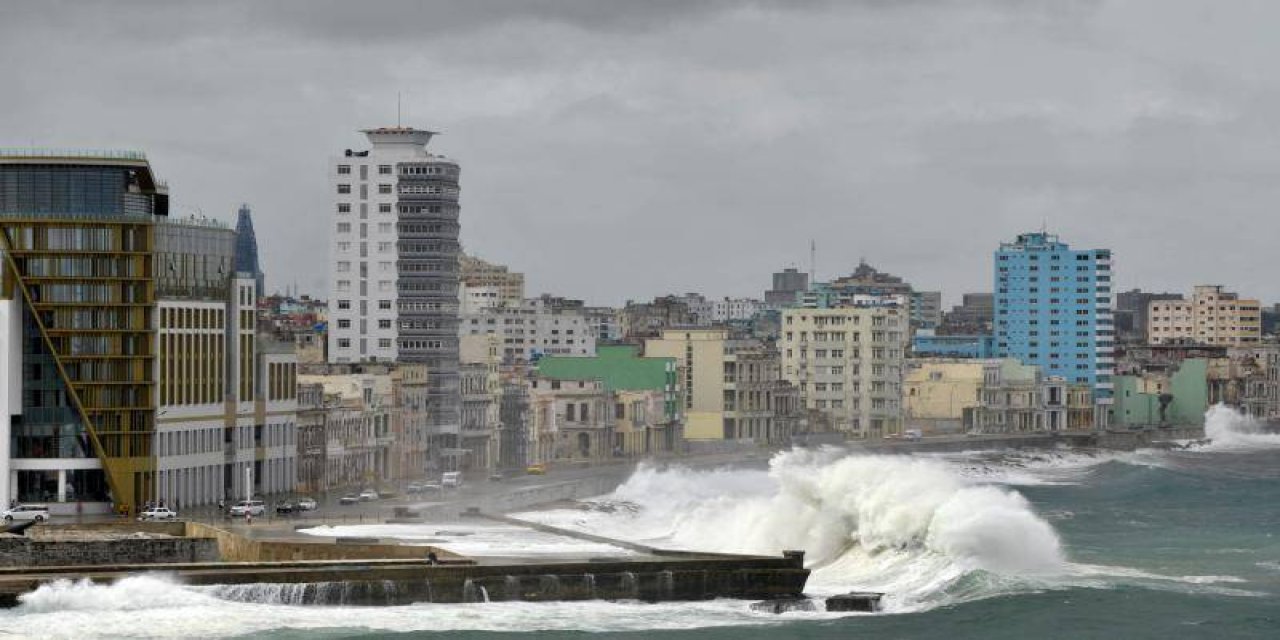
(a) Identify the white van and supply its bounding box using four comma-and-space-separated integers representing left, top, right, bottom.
229, 500, 266, 516
441, 471, 462, 488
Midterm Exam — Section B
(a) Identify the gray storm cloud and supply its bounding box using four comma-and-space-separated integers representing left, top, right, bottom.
2, 0, 1278, 305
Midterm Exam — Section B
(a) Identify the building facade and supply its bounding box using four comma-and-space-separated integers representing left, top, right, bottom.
644, 328, 796, 444
459, 253, 524, 307
993, 232, 1113, 427
460, 296, 596, 363
536, 345, 683, 456
326, 127, 461, 472
0, 149, 296, 513
779, 306, 908, 439
1147, 285, 1262, 346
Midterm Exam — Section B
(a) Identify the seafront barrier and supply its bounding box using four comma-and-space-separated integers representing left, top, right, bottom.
0, 520, 809, 607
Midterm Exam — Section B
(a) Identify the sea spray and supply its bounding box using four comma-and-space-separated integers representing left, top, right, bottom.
524, 450, 1067, 607
1203, 404, 1280, 450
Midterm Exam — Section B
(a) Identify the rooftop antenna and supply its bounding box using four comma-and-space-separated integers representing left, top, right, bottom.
810, 239, 816, 283
397, 92, 402, 127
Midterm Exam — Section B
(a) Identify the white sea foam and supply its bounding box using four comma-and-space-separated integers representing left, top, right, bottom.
524, 450, 1069, 611
0, 575, 841, 639
1200, 404, 1280, 451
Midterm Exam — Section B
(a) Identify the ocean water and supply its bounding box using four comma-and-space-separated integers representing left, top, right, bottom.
4, 406, 1279, 639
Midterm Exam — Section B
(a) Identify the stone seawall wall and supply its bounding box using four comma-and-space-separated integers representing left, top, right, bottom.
0, 537, 218, 567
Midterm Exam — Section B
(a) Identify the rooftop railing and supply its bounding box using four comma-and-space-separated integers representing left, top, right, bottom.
0, 148, 147, 161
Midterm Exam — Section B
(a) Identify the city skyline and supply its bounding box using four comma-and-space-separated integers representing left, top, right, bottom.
5, 1, 1280, 306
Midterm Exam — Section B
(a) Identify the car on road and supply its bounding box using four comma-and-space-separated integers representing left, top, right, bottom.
228, 500, 266, 517
296, 497, 318, 511
338, 494, 359, 505
139, 506, 178, 521
526, 463, 547, 475
2, 504, 49, 522
275, 501, 297, 515
421, 482, 443, 493
441, 472, 462, 488
358, 489, 379, 502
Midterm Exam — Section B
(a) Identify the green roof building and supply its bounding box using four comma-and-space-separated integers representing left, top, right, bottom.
536, 345, 680, 424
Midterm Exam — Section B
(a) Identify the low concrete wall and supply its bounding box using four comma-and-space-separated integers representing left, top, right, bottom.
0, 554, 809, 606
0, 536, 217, 567
27, 521, 188, 539
184, 522, 465, 564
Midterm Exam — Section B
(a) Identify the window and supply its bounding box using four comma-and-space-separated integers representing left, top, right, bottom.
379, 300, 392, 310
337, 338, 351, 348
378, 184, 393, 194
336, 222, 351, 233
378, 242, 393, 253
378, 223, 393, 233
337, 300, 351, 310
378, 319, 392, 329
337, 184, 351, 194
337, 241, 351, 252
379, 203, 392, 213
337, 165, 351, 174
337, 203, 351, 213
336, 280, 351, 292
336, 261, 351, 272
337, 319, 351, 328
379, 339, 392, 348
378, 165, 392, 175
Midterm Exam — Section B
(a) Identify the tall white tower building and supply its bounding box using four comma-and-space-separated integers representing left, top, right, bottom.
328, 127, 462, 452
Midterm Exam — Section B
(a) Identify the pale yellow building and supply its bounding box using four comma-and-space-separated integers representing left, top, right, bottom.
779, 306, 908, 438
1148, 285, 1261, 346
903, 360, 985, 435
644, 328, 796, 443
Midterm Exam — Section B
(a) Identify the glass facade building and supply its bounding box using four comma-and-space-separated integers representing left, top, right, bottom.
233, 204, 264, 295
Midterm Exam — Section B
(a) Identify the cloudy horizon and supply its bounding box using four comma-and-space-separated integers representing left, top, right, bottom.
3, 0, 1279, 307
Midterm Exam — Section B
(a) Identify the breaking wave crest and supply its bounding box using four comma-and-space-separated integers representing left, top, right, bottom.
1202, 404, 1280, 451
530, 450, 1068, 611
16, 575, 214, 613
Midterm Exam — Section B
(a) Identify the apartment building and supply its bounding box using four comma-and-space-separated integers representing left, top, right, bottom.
779, 306, 908, 438
993, 232, 1114, 426
460, 296, 596, 363
1147, 285, 1262, 346
644, 328, 797, 444
326, 127, 461, 463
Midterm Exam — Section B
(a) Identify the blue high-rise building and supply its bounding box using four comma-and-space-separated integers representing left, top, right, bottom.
993, 232, 1114, 421
234, 203, 265, 295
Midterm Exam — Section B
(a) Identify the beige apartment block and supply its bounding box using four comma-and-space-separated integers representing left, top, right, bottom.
1148, 285, 1261, 346
644, 328, 796, 443
779, 306, 908, 439
459, 253, 525, 306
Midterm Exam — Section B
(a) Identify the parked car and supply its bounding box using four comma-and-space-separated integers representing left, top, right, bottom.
228, 500, 266, 517
421, 482, 443, 493
441, 471, 462, 488
2, 504, 49, 522
296, 497, 318, 511
526, 463, 547, 475
139, 506, 178, 521
338, 494, 359, 505
406, 482, 425, 494
275, 501, 297, 515
358, 489, 379, 502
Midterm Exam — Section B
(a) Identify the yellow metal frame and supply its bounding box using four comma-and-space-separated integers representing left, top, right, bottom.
0, 220, 156, 512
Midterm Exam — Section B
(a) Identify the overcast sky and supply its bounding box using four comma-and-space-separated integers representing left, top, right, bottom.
3, 0, 1279, 307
